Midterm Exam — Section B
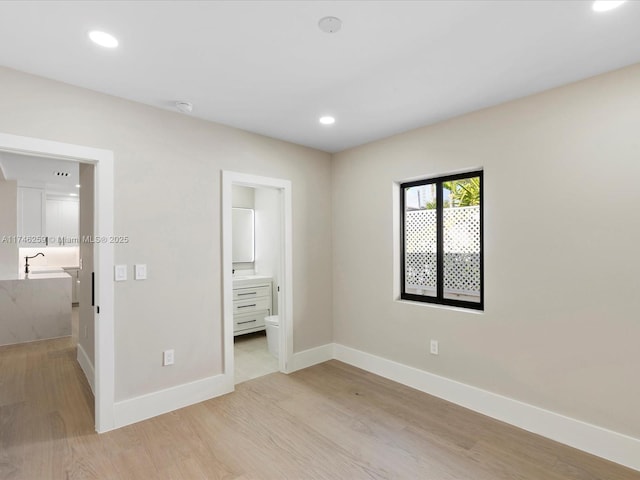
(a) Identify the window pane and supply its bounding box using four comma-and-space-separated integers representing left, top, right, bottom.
404, 184, 437, 297
442, 176, 481, 303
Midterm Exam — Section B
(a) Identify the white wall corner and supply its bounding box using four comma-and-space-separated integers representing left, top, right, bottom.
288, 343, 335, 373
332, 343, 640, 472
113, 373, 234, 430
76, 343, 95, 394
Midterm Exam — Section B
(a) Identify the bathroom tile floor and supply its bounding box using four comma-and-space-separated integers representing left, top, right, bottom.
234, 331, 278, 384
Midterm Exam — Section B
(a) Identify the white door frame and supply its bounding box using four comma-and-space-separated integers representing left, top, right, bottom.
222, 171, 293, 378
0, 132, 115, 433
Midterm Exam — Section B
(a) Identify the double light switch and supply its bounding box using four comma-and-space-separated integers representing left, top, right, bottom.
114, 264, 148, 281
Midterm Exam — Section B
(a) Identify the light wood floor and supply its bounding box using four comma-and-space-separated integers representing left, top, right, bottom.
0, 336, 638, 480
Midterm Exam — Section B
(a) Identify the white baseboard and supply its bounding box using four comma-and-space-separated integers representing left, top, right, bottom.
288, 343, 335, 373
76, 343, 95, 394
333, 343, 640, 472
113, 373, 233, 429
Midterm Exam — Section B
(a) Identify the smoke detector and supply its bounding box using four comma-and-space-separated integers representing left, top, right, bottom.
318, 16, 342, 34
175, 101, 193, 114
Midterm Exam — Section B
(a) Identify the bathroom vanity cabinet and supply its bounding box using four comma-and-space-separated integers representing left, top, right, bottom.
232, 276, 272, 336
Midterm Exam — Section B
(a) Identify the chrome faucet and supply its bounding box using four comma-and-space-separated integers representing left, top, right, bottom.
24, 252, 45, 274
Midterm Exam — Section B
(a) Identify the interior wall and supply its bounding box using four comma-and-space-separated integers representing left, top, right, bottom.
332, 63, 640, 439
0, 66, 333, 402
0, 178, 18, 278
254, 187, 281, 314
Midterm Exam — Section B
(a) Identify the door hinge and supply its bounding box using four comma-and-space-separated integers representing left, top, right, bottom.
97, 306, 100, 314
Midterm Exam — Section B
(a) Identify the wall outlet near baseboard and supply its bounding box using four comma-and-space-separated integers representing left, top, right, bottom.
430, 340, 439, 355
163, 349, 175, 366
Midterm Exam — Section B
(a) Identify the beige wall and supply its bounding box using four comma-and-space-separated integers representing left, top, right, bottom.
332, 63, 640, 438
0, 66, 333, 402
0, 178, 18, 278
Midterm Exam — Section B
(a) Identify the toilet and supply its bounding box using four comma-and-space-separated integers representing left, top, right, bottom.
264, 315, 279, 359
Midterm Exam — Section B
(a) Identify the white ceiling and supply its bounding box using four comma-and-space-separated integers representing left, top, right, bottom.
0, 152, 79, 195
0, 1, 639, 153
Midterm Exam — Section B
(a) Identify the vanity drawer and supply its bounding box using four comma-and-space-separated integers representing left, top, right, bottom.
233, 285, 270, 301
233, 296, 270, 315
234, 310, 268, 332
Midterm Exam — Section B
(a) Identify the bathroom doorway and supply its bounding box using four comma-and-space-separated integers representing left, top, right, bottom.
222, 172, 293, 386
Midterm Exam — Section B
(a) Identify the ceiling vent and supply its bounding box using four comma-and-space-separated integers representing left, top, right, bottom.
176, 101, 193, 114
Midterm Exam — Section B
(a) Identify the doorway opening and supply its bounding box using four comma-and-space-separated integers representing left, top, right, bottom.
222, 172, 293, 386
0, 132, 114, 433
0, 152, 96, 425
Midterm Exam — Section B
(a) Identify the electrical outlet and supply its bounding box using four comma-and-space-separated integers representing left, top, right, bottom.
163, 349, 175, 366
430, 340, 439, 355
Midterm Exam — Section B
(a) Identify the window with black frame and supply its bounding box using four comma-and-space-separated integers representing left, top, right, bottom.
401, 171, 483, 310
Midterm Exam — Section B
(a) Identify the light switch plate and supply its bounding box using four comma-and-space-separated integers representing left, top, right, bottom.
163, 349, 174, 366
134, 264, 147, 280
114, 264, 127, 282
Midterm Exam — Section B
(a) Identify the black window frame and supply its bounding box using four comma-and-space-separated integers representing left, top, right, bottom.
400, 170, 484, 311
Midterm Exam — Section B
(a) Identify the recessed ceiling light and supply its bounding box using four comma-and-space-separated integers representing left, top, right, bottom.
318, 16, 342, 34
592, 0, 627, 12
70, 193, 79, 197
88, 30, 119, 48
75, 184, 81, 188
319, 116, 336, 125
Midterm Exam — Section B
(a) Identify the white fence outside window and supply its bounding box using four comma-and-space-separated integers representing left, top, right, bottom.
405, 206, 481, 296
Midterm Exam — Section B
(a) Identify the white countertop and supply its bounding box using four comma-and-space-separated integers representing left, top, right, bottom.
232, 275, 273, 288
28, 266, 65, 273
0, 267, 72, 281
20, 272, 72, 280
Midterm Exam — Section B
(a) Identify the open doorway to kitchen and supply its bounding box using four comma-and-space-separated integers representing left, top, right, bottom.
0, 152, 94, 427
0, 132, 114, 433
222, 172, 293, 387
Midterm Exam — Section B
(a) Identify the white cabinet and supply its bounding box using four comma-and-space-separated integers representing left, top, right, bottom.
63, 267, 79, 304
233, 278, 272, 336
46, 197, 79, 246
17, 189, 79, 247
17, 187, 46, 246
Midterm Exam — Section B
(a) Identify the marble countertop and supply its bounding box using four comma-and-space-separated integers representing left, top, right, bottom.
0, 266, 77, 281
28, 266, 65, 273
21, 271, 72, 280
0, 270, 72, 281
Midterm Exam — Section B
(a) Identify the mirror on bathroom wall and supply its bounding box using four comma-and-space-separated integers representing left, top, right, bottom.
232, 207, 255, 262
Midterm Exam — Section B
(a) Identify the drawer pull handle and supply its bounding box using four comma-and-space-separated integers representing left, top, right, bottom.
238, 319, 257, 325
237, 304, 257, 309
238, 292, 257, 296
